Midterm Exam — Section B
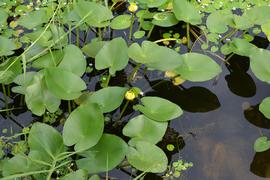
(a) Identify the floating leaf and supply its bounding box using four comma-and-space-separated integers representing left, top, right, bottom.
152, 12, 178, 27
172, 0, 202, 25
127, 141, 168, 173
136, 0, 167, 7
84, 86, 128, 113
259, 97, 270, 119
32, 50, 64, 69
254, 136, 270, 152
0, 36, 17, 56
58, 45, 86, 77
28, 122, 65, 159
63, 103, 104, 151
123, 115, 168, 144
128, 41, 183, 71
44, 67, 86, 100
250, 49, 270, 84
206, 10, 233, 33
262, 20, 270, 42
133, 31, 145, 39
0, 8, 8, 27
0, 58, 22, 84
60, 170, 88, 180
75, 1, 113, 27
174, 53, 221, 82
82, 40, 107, 58
18, 9, 48, 29
134, 96, 183, 122
95, 37, 128, 75
25, 72, 60, 116
111, 15, 131, 30
77, 134, 128, 173
2, 154, 29, 176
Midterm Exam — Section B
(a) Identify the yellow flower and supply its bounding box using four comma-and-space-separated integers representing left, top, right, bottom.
165, 71, 177, 78
125, 90, 136, 101
9, 21, 17, 29
172, 76, 186, 86
128, 2, 138, 13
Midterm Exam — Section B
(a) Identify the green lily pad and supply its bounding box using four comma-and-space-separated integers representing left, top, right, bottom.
77, 134, 128, 173
259, 97, 270, 119
44, 67, 86, 100
152, 12, 178, 27
32, 50, 64, 69
173, 0, 202, 25
128, 41, 183, 71
95, 37, 128, 75
250, 48, 270, 84
0, 36, 17, 56
18, 9, 48, 29
0, 57, 22, 84
82, 40, 107, 58
58, 44, 86, 77
111, 15, 131, 30
174, 53, 222, 82
60, 170, 88, 180
123, 115, 168, 144
254, 136, 270, 152
136, 0, 167, 8
63, 103, 104, 151
127, 141, 168, 173
28, 122, 65, 159
84, 86, 128, 113
134, 96, 183, 122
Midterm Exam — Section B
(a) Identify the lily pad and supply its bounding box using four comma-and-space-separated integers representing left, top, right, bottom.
95, 37, 128, 75
254, 136, 270, 152
127, 141, 168, 173
174, 53, 222, 82
259, 97, 270, 119
111, 15, 131, 30
77, 134, 128, 173
44, 67, 86, 100
123, 115, 168, 144
133, 96, 183, 122
63, 103, 104, 151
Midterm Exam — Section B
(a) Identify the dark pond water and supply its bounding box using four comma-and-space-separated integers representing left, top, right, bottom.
1, 9, 270, 179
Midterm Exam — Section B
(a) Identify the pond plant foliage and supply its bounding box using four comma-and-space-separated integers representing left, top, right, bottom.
0, 0, 270, 179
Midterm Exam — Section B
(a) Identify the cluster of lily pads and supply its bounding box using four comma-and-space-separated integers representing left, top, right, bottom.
0, 0, 270, 179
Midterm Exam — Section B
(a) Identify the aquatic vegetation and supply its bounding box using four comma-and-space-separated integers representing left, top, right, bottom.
0, 0, 270, 179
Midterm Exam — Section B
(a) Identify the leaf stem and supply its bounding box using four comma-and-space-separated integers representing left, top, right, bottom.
129, 13, 135, 40
187, 23, 191, 50
128, 63, 142, 83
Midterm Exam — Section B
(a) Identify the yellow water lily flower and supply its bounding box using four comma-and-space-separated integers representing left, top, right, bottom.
165, 71, 177, 78
173, 76, 186, 86
125, 90, 136, 101
128, 2, 138, 13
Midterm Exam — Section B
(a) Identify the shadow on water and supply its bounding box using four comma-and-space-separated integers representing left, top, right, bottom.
146, 80, 220, 113
250, 149, 270, 178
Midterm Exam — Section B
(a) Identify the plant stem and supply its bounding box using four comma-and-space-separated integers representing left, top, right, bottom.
76, 28, 80, 47
220, 28, 238, 42
154, 38, 178, 44
46, 161, 56, 180
128, 63, 142, 82
1, 170, 50, 180
186, 23, 191, 50
2, 84, 8, 107
116, 100, 129, 123
147, 25, 155, 39
129, 13, 135, 40
104, 74, 111, 87
68, 101, 72, 113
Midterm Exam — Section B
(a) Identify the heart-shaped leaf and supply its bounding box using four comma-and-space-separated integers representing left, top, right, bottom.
60, 170, 88, 180
32, 50, 64, 68
95, 37, 128, 75
152, 12, 178, 27
28, 122, 65, 159
82, 40, 107, 58
250, 48, 270, 84
174, 53, 222, 82
44, 67, 86, 100
134, 96, 183, 122
127, 141, 168, 173
0, 36, 17, 56
63, 103, 104, 151
128, 41, 183, 71
58, 44, 86, 77
111, 15, 131, 30
173, 0, 202, 25
123, 115, 168, 144
254, 136, 270, 152
259, 97, 270, 119
84, 86, 128, 113
77, 134, 128, 173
